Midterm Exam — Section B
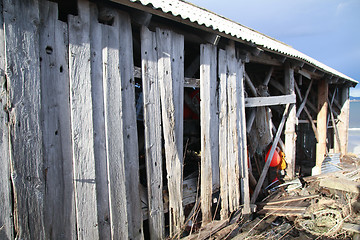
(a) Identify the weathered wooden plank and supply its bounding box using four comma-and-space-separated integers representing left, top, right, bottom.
141, 26, 164, 239
0, 1, 14, 238
39, 2, 76, 239
328, 98, 341, 153
68, 1, 99, 238
284, 65, 296, 179
263, 66, 274, 86
89, 5, 111, 239
296, 79, 313, 118
218, 49, 229, 220
319, 177, 360, 193
118, 11, 143, 239
244, 72, 258, 96
200, 44, 218, 224
3, 0, 45, 238
156, 28, 185, 237
336, 87, 349, 155
101, 11, 130, 239
244, 94, 296, 107
238, 61, 250, 215
251, 104, 294, 204
315, 79, 328, 174
226, 42, 240, 212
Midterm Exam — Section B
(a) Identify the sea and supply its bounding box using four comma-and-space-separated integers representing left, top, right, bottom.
348, 101, 360, 155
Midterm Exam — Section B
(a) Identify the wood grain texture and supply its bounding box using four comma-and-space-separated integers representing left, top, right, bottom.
3, 0, 45, 238
141, 26, 165, 239
118, 11, 143, 240
226, 43, 240, 212
156, 28, 185, 237
90, 5, 111, 239
337, 87, 349, 155
200, 44, 218, 224
0, 1, 14, 238
284, 65, 296, 179
39, 1, 76, 239
316, 79, 328, 170
218, 49, 229, 220
68, 0, 99, 238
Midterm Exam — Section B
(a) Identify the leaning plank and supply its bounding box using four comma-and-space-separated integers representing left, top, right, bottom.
0, 1, 13, 238
141, 26, 164, 239
218, 49, 229, 220
244, 94, 296, 107
238, 61, 250, 215
226, 42, 241, 212
200, 44, 218, 224
101, 11, 130, 239
90, 5, 111, 239
328, 98, 341, 153
68, 1, 99, 238
39, 2, 76, 239
296, 79, 313, 118
118, 11, 143, 239
3, 0, 45, 238
251, 104, 294, 204
156, 28, 185, 237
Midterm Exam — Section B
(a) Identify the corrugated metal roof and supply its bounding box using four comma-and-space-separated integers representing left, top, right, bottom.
125, 0, 357, 84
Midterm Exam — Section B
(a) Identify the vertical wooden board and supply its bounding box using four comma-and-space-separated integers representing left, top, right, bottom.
101, 16, 129, 239
237, 61, 250, 215
141, 26, 165, 239
284, 65, 296, 179
316, 79, 328, 169
118, 11, 143, 239
200, 44, 218, 224
89, 5, 111, 239
0, 1, 14, 239
68, 0, 99, 238
218, 49, 229, 220
39, 1, 76, 239
156, 28, 184, 237
3, 0, 45, 238
226, 43, 240, 212
337, 87, 349, 155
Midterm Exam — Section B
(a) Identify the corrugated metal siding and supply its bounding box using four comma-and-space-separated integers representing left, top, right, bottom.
126, 0, 357, 83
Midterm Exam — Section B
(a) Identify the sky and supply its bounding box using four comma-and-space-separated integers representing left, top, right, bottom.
188, 0, 360, 96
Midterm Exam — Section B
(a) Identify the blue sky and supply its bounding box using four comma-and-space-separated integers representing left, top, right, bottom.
188, 0, 360, 96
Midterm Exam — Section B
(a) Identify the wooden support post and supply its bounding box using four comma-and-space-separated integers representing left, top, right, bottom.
336, 87, 350, 155
0, 2, 13, 238
3, 0, 46, 238
328, 98, 341, 152
314, 79, 328, 175
251, 104, 294, 203
156, 28, 185, 237
284, 65, 297, 179
141, 26, 164, 239
68, 1, 100, 238
200, 43, 218, 224
218, 49, 229, 220
40, 2, 77, 239
244, 72, 258, 96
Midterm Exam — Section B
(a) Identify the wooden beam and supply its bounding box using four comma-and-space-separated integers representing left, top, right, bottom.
297, 69, 311, 79
263, 66, 274, 86
328, 98, 341, 154
246, 109, 256, 133
156, 28, 185, 236
314, 79, 328, 175
244, 94, 296, 107
336, 87, 350, 155
296, 79, 313, 118
141, 26, 164, 239
251, 103, 294, 204
249, 52, 282, 66
284, 64, 297, 179
269, 79, 285, 94
200, 43, 218, 224
245, 72, 258, 96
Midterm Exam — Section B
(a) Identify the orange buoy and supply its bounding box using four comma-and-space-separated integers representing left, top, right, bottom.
265, 147, 281, 167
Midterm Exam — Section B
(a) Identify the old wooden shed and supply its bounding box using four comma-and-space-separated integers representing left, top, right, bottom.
0, 0, 357, 239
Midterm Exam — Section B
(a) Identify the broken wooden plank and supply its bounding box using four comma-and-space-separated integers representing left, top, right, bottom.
262, 206, 307, 211
0, 1, 13, 238
200, 43, 218, 224
251, 103, 294, 204
90, 5, 111, 239
40, 2, 76, 239
68, 0, 99, 238
157, 28, 185, 236
261, 195, 318, 206
244, 94, 296, 107
218, 48, 229, 220
319, 177, 360, 193
183, 220, 228, 240
141, 26, 165, 240
118, 11, 143, 239
3, 0, 45, 238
